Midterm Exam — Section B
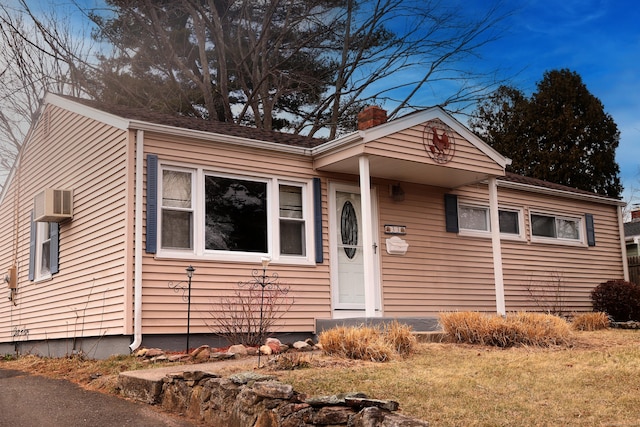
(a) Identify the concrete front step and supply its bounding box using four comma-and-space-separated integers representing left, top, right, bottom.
315, 316, 441, 333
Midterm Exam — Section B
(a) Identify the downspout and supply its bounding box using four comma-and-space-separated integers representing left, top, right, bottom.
488, 176, 506, 315
129, 130, 144, 351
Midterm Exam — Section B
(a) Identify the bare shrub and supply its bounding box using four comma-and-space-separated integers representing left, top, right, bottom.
525, 271, 567, 316
571, 312, 610, 331
439, 311, 572, 347
207, 282, 293, 347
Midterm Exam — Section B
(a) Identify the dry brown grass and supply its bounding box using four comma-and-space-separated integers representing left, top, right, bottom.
3, 329, 640, 426
439, 311, 572, 347
318, 321, 417, 361
278, 329, 640, 426
571, 311, 610, 331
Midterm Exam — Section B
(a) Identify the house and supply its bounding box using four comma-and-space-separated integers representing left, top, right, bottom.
624, 211, 640, 256
0, 94, 628, 358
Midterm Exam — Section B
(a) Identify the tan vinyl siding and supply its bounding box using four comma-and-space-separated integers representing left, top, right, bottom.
454, 183, 624, 313
377, 181, 498, 316
0, 105, 130, 344
376, 179, 623, 316
365, 122, 504, 176
140, 134, 332, 334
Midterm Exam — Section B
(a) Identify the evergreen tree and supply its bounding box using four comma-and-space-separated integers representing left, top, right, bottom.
470, 69, 622, 198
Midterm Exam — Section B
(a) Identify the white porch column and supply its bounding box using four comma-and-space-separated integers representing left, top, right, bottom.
618, 205, 630, 281
488, 176, 506, 315
358, 155, 376, 317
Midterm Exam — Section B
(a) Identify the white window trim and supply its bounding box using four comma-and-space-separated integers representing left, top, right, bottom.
35, 222, 52, 281
159, 165, 196, 252
157, 163, 315, 265
458, 201, 525, 241
529, 211, 585, 246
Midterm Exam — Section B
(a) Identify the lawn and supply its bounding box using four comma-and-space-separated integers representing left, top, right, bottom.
2, 329, 640, 426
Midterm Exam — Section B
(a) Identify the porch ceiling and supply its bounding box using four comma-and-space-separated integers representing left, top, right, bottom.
315, 154, 491, 188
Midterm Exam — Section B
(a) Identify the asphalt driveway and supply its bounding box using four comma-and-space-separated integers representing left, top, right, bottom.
0, 368, 197, 427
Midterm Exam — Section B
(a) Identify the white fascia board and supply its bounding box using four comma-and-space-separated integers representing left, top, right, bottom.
45, 93, 131, 130
497, 179, 626, 207
311, 131, 364, 156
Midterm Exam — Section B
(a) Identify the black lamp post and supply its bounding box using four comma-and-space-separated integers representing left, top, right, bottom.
185, 265, 195, 354
257, 257, 270, 368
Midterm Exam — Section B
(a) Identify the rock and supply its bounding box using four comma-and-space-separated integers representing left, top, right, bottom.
252, 381, 294, 399
192, 347, 211, 363
306, 392, 368, 406
134, 348, 148, 357
265, 337, 282, 346
345, 397, 400, 412
210, 352, 235, 361
228, 344, 248, 355
293, 341, 312, 351
168, 354, 191, 362
265, 338, 282, 354
260, 345, 273, 355
312, 406, 354, 425
229, 372, 276, 385
145, 348, 165, 358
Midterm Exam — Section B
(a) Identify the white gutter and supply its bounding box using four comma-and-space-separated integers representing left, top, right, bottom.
129, 130, 144, 352
497, 179, 625, 206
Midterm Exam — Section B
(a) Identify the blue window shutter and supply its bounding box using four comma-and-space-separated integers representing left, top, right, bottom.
50, 222, 59, 274
146, 154, 158, 254
585, 213, 596, 247
444, 194, 459, 233
28, 212, 36, 281
313, 177, 323, 263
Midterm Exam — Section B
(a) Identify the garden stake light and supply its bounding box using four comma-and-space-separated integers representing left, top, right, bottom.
168, 265, 196, 354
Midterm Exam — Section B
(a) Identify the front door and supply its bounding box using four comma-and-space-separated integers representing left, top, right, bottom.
330, 183, 380, 314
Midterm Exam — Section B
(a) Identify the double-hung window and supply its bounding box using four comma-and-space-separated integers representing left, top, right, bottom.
161, 168, 194, 250
28, 215, 59, 281
531, 213, 582, 243
35, 222, 52, 279
458, 203, 523, 238
157, 164, 312, 263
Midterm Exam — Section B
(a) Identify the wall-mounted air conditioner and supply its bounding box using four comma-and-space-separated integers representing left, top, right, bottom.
34, 188, 73, 222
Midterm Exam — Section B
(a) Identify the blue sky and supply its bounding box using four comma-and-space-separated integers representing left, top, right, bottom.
466, 0, 640, 203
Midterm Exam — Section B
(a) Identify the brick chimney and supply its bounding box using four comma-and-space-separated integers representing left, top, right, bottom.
633, 209, 640, 221
357, 106, 388, 130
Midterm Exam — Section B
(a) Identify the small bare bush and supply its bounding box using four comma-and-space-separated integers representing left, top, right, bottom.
319, 322, 416, 362
439, 311, 572, 347
571, 312, 610, 331
207, 282, 293, 347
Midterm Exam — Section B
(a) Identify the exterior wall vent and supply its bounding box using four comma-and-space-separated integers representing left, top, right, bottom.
34, 188, 73, 222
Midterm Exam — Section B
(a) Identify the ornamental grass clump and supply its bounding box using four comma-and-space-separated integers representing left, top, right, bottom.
439, 311, 572, 347
318, 321, 417, 362
571, 312, 610, 331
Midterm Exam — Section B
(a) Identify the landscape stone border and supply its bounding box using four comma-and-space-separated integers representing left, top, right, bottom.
159, 370, 430, 426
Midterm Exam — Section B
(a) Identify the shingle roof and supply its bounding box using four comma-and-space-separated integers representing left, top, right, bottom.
499, 172, 620, 201
55, 95, 623, 204
625, 221, 640, 237
62, 95, 326, 149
